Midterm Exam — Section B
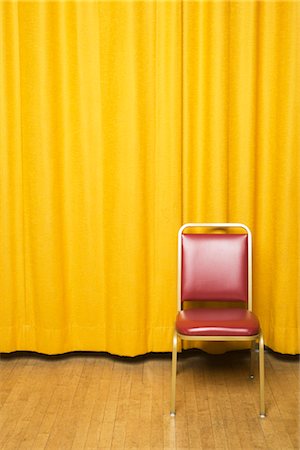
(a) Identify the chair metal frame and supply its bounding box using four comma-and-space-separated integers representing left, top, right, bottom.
170, 223, 265, 417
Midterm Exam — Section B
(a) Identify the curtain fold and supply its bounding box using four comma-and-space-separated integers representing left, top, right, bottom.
0, 1, 299, 355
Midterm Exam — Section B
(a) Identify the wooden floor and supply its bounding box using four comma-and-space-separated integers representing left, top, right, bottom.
0, 349, 299, 449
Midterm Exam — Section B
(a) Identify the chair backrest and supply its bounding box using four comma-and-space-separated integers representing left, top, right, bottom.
178, 223, 252, 310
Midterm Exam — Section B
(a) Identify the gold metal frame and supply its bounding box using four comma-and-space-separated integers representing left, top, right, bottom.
170, 223, 266, 418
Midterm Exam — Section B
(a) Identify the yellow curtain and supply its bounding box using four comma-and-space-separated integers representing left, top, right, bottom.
0, 1, 299, 356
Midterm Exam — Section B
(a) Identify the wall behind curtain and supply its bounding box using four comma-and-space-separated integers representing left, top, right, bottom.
0, 1, 299, 355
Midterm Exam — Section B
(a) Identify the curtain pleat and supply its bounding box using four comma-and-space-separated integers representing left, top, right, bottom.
0, 1, 299, 355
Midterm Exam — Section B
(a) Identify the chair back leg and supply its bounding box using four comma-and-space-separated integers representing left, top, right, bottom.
249, 339, 256, 379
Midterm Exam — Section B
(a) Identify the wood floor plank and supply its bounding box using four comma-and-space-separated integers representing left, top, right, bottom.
0, 350, 299, 449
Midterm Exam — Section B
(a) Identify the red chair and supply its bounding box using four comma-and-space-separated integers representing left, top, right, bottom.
170, 223, 265, 417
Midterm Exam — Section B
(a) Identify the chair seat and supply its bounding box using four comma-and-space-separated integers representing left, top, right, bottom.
176, 308, 260, 336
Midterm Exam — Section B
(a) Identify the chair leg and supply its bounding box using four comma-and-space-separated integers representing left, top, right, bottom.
249, 339, 256, 379
170, 329, 178, 416
259, 332, 266, 417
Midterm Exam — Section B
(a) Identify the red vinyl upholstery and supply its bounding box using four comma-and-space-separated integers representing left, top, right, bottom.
176, 308, 259, 336
181, 234, 248, 302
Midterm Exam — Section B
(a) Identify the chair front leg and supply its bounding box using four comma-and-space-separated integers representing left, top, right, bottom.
259, 332, 266, 417
170, 329, 178, 416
